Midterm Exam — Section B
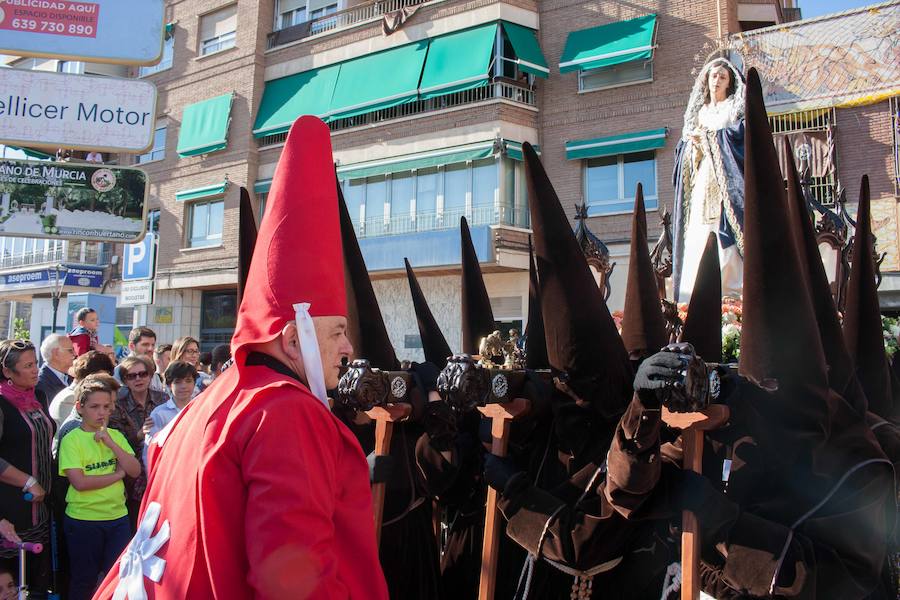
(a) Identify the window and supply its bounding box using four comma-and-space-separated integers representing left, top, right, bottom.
140, 29, 174, 76
199, 5, 237, 56
276, 0, 307, 29
257, 193, 268, 224
309, 3, 338, 34
363, 176, 387, 236
137, 121, 167, 164
579, 60, 652, 92
13, 57, 56, 71
585, 150, 657, 215
200, 291, 237, 351
148, 209, 161, 233
188, 199, 224, 247
58, 61, 84, 74
769, 108, 836, 205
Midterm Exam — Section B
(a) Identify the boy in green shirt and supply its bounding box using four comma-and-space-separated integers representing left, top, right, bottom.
58, 373, 140, 600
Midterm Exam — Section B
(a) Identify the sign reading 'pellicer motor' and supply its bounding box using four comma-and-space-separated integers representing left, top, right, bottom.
0, 68, 157, 153
0, 0, 165, 65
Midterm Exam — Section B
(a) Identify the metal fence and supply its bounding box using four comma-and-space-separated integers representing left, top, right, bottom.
258, 81, 535, 147
354, 203, 528, 238
0, 242, 106, 269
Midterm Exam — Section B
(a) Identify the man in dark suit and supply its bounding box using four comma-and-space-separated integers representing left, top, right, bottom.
37, 333, 75, 409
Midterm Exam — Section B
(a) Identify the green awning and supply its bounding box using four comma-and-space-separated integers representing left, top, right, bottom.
559, 14, 657, 74
502, 22, 548, 78
329, 41, 428, 121
176, 181, 228, 202
9, 146, 53, 160
254, 179, 271, 194
177, 93, 234, 156
419, 23, 498, 99
565, 127, 667, 160
504, 141, 540, 161
253, 64, 340, 138
337, 141, 496, 180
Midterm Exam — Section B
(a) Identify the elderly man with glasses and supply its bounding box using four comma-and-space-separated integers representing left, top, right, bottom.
37, 334, 75, 409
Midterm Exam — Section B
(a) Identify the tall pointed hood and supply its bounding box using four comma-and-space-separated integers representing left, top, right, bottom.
237, 187, 258, 307
460, 216, 495, 355
738, 68, 827, 390
339, 178, 400, 371
621, 184, 668, 357
680, 233, 722, 363
523, 143, 631, 417
843, 176, 897, 421
525, 237, 549, 370
232, 116, 345, 405
405, 259, 453, 368
784, 142, 868, 416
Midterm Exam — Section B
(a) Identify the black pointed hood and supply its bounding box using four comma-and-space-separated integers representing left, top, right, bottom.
621, 184, 668, 357
338, 179, 400, 370
738, 68, 828, 391
460, 216, 495, 355
783, 142, 868, 416
680, 233, 723, 363
237, 187, 258, 307
405, 258, 453, 369
525, 237, 549, 370
843, 176, 898, 422
523, 143, 631, 417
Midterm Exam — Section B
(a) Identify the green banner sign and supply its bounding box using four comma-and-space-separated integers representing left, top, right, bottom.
0, 158, 148, 242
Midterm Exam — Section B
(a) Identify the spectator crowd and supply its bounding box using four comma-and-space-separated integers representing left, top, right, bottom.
0, 307, 230, 600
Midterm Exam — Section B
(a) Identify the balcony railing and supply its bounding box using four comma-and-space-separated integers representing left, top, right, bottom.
354, 203, 528, 239
258, 81, 536, 147
0, 242, 106, 270
268, 0, 432, 49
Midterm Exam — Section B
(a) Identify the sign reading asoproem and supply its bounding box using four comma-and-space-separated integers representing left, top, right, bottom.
0, 0, 165, 66
0, 68, 157, 153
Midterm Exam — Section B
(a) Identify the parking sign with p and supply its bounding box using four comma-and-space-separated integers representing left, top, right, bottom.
123, 233, 156, 281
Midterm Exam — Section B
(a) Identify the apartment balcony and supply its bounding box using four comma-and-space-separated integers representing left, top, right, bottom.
355, 203, 528, 239
257, 80, 536, 147
0, 242, 108, 271
267, 0, 435, 49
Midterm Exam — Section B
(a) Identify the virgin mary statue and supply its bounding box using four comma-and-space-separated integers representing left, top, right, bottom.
673, 57, 746, 302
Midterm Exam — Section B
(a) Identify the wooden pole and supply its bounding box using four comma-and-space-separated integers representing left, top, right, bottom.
366, 403, 412, 547
661, 405, 729, 600
476, 397, 530, 600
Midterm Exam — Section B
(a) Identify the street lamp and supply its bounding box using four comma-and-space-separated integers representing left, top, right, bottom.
50, 263, 68, 333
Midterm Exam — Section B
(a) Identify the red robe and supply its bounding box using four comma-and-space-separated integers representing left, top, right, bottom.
93, 359, 388, 599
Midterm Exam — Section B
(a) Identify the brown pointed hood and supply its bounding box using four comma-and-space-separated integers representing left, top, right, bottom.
680, 233, 723, 363
738, 68, 828, 391
784, 142, 868, 416
523, 142, 631, 417
525, 237, 549, 370
339, 179, 400, 370
843, 176, 898, 422
460, 216, 495, 355
621, 184, 668, 357
237, 187, 258, 307
405, 258, 453, 369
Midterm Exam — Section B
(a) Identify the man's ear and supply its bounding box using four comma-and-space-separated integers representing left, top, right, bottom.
280, 322, 301, 361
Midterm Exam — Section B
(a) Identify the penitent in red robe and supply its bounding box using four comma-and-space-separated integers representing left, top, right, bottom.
92, 358, 389, 600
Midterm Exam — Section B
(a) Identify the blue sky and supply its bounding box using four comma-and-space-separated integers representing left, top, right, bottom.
798, 0, 879, 18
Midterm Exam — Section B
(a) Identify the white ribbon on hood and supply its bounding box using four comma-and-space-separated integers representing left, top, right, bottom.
113, 501, 170, 600
293, 302, 329, 407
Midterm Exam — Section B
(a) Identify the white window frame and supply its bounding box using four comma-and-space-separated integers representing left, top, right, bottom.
199, 5, 237, 57
275, 0, 308, 30
136, 121, 167, 164
583, 151, 658, 216
578, 60, 653, 93
187, 198, 225, 248
58, 60, 84, 74
140, 32, 174, 77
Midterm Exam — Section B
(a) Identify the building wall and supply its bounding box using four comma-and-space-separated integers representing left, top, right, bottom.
836, 101, 895, 203
144, 289, 204, 344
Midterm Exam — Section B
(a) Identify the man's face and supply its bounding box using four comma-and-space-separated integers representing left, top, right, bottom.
131, 335, 156, 357
314, 316, 353, 390
54, 337, 76, 371
0, 572, 15, 600
155, 350, 171, 372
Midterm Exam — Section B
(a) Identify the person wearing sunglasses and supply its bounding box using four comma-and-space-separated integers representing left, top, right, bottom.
108, 356, 166, 532
0, 339, 54, 596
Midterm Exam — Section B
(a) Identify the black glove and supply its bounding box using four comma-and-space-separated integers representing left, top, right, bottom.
422, 401, 457, 452
409, 361, 441, 393
633, 351, 684, 407
483, 452, 520, 493
367, 452, 394, 485
670, 469, 739, 546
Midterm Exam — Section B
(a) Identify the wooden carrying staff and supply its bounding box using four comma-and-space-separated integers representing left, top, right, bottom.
366, 403, 412, 547
661, 405, 730, 600
477, 397, 530, 600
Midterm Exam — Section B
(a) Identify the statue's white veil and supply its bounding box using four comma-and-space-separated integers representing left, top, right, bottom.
681, 57, 746, 140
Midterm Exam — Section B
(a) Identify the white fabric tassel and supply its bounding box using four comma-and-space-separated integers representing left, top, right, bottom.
660, 562, 716, 600
293, 302, 329, 407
